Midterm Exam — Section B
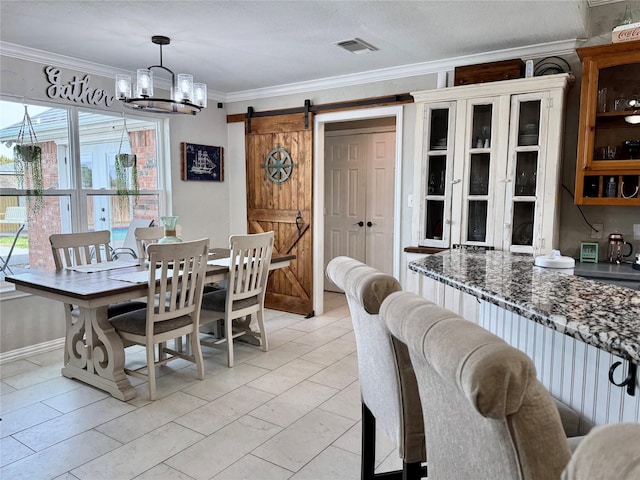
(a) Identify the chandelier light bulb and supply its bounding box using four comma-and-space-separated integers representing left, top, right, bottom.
193, 83, 207, 108
177, 74, 194, 103
115, 74, 131, 100
136, 69, 153, 97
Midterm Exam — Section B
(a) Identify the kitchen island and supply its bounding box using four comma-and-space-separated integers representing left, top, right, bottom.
408, 249, 640, 430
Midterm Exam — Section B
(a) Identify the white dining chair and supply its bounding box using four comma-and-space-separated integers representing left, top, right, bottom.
49, 231, 147, 363
199, 231, 274, 367
109, 238, 209, 400
134, 225, 166, 260
111, 218, 154, 260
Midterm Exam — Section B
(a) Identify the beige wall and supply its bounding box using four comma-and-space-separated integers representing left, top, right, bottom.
2, 38, 640, 353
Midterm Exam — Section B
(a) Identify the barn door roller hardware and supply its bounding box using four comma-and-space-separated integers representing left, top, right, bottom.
243, 94, 414, 132
246, 100, 312, 133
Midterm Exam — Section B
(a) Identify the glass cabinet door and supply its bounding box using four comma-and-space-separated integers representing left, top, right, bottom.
420, 103, 455, 247
461, 102, 495, 245
505, 95, 543, 253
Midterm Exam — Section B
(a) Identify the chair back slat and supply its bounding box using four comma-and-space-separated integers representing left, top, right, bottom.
146, 239, 209, 330
228, 233, 273, 306
50, 230, 112, 270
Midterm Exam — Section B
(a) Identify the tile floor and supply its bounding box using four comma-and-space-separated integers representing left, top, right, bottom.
0, 292, 402, 480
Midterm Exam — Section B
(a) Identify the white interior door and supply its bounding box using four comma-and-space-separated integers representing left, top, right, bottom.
366, 131, 396, 274
324, 130, 395, 290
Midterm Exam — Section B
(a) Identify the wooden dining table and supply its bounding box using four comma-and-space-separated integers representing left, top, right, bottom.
5, 248, 294, 401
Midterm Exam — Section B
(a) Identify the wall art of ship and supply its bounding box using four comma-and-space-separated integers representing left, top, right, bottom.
190, 149, 216, 175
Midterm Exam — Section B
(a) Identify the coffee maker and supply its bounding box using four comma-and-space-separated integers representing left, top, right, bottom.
607, 232, 633, 264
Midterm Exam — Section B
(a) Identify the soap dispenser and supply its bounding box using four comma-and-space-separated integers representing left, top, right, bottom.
606, 177, 617, 198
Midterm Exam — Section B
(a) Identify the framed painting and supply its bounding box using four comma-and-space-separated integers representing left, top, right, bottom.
180, 143, 224, 181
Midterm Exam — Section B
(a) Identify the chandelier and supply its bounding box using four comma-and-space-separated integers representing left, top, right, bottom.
115, 35, 207, 115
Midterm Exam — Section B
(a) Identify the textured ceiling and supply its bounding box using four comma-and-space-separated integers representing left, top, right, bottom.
0, 1, 630, 99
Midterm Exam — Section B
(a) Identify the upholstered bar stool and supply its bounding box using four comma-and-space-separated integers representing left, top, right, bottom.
382, 291, 579, 480
326, 256, 427, 480
562, 423, 640, 480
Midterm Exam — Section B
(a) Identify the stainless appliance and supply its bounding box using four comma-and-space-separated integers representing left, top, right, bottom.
607, 232, 633, 264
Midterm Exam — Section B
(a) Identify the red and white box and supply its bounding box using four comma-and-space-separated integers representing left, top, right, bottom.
612, 22, 640, 43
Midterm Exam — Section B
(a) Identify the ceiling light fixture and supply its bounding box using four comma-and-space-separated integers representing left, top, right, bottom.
115, 35, 207, 115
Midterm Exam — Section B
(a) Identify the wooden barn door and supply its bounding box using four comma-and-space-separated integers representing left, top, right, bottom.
245, 113, 313, 316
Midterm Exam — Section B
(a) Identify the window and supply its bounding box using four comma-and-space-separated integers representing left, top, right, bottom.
0, 98, 167, 287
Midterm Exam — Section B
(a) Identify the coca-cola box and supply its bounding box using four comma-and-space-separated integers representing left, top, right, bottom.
612, 22, 640, 43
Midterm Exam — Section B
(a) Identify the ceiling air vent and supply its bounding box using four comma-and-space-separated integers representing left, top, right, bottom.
336, 38, 378, 55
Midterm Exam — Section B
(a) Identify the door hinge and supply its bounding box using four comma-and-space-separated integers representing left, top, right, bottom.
546, 98, 554, 108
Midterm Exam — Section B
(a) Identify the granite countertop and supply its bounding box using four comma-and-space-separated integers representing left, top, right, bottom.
408, 250, 640, 364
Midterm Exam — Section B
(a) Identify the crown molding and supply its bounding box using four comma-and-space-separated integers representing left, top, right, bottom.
225, 39, 583, 102
2, 39, 582, 104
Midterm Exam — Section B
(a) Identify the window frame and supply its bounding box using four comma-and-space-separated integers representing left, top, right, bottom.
0, 96, 172, 293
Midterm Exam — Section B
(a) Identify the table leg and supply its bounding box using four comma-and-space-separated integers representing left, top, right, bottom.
61, 305, 136, 401
233, 314, 261, 346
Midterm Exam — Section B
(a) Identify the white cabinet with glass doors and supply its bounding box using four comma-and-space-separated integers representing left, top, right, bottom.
411, 74, 572, 255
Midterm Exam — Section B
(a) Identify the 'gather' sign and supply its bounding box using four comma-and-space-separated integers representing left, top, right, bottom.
44, 66, 115, 107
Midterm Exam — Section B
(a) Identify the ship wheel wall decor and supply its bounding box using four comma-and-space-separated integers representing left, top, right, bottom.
262, 145, 295, 183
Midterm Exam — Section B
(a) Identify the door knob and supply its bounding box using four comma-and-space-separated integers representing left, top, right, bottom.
367, 221, 375, 227
353, 221, 364, 227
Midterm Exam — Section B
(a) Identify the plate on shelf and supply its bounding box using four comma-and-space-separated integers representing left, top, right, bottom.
519, 134, 538, 146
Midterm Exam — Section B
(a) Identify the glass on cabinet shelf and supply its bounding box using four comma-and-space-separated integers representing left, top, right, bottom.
581, 174, 640, 201
467, 200, 487, 242
469, 153, 490, 196
471, 104, 492, 150
511, 203, 534, 246
514, 152, 538, 196
517, 100, 541, 147
429, 109, 449, 151
427, 155, 446, 195
425, 200, 444, 240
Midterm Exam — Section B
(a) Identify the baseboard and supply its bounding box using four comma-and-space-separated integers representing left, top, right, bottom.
0, 337, 65, 365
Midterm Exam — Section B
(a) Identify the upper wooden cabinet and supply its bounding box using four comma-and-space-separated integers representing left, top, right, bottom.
575, 42, 640, 205
411, 74, 572, 255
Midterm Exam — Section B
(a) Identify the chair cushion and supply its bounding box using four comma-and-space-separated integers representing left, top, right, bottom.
200, 289, 259, 312
110, 308, 192, 336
